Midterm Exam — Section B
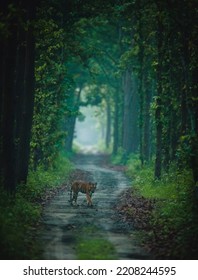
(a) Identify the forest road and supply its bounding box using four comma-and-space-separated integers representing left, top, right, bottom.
39, 154, 151, 260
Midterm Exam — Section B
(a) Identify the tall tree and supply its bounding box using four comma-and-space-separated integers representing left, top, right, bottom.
154, 3, 164, 179
0, 0, 37, 191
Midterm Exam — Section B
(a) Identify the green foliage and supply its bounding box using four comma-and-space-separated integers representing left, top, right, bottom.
31, 4, 72, 168
76, 239, 116, 260
127, 157, 198, 258
74, 225, 116, 259
111, 147, 129, 165
0, 153, 73, 259
126, 154, 143, 178
21, 153, 73, 202
129, 162, 193, 200
151, 177, 198, 259
0, 190, 41, 259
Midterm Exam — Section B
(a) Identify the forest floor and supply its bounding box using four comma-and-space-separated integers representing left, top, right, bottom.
37, 154, 153, 260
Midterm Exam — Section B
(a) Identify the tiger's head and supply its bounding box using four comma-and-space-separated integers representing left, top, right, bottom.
88, 182, 97, 196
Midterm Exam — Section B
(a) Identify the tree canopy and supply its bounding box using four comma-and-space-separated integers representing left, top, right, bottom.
0, 0, 197, 191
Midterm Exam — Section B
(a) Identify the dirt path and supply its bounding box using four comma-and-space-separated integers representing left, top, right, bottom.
38, 154, 151, 260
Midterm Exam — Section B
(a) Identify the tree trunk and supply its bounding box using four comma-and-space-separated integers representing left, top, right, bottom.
1, 5, 18, 192
113, 88, 120, 155
17, 10, 35, 182
122, 69, 133, 157
1, 63, 17, 191
189, 45, 198, 184
139, 77, 144, 165
0, 0, 37, 190
154, 11, 163, 180
143, 75, 152, 163
105, 95, 111, 149
16, 2, 36, 183
122, 69, 139, 158
137, 21, 144, 165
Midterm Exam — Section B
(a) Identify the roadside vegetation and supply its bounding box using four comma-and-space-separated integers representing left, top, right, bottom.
0, 154, 73, 259
75, 225, 117, 260
124, 155, 198, 259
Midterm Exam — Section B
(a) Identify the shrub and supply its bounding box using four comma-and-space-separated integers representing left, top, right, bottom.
126, 156, 198, 259
0, 153, 73, 259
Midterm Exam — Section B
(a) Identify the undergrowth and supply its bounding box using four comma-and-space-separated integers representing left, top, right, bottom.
111, 147, 132, 165
75, 226, 117, 260
76, 239, 116, 260
0, 154, 73, 259
19, 155, 73, 202
126, 156, 198, 259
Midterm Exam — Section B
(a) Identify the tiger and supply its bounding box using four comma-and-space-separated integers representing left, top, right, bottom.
69, 180, 97, 207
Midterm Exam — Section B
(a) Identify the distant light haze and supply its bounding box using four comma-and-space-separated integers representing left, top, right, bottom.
74, 105, 100, 150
